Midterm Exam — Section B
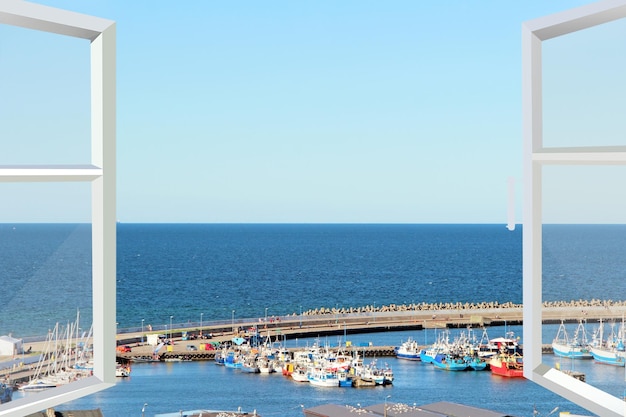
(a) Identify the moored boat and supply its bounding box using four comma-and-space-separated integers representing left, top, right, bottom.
552, 320, 592, 359
18, 379, 58, 392
589, 319, 626, 366
116, 363, 131, 377
431, 353, 468, 371
307, 367, 339, 387
395, 337, 422, 361
489, 352, 523, 377
0, 382, 12, 404
290, 365, 309, 382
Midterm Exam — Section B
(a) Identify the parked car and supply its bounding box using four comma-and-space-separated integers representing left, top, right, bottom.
186, 344, 197, 351
116, 345, 131, 353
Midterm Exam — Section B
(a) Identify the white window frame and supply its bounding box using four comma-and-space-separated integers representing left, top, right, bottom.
523, 1, 626, 416
0, 1, 116, 415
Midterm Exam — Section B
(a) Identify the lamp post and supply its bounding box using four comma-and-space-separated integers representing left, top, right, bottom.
200, 312, 204, 337
265, 307, 268, 322
299, 305, 302, 328
232, 310, 235, 333
115, 322, 119, 345
142, 403, 148, 417
384, 395, 391, 417
141, 319, 144, 344
170, 315, 173, 341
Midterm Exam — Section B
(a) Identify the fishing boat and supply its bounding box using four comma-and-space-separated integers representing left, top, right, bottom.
307, 367, 339, 387
395, 337, 422, 361
116, 363, 131, 377
241, 356, 260, 373
0, 382, 12, 404
489, 352, 524, 377
431, 353, 468, 371
589, 319, 626, 366
552, 320, 592, 359
223, 351, 243, 369
290, 365, 309, 382
419, 334, 449, 363
466, 355, 488, 371
337, 370, 353, 387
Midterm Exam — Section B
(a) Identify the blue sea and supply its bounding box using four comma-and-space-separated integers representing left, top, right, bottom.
2, 223, 626, 416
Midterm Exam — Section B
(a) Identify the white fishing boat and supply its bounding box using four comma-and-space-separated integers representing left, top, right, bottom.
589, 319, 626, 366
290, 366, 309, 382
307, 367, 339, 387
116, 363, 131, 377
395, 337, 422, 361
552, 320, 592, 359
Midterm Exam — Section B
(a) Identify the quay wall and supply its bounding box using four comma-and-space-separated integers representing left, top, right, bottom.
114, 301, 626, 346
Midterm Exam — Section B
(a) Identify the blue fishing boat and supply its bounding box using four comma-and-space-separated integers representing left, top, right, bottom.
419, 334, 449, 363
223, 351, 243, 368
0, 382, 12, 404
431, 353, 468, 371
466, 355, 488, 371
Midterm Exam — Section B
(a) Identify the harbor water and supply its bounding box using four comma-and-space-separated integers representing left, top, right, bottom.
2, 223, 626, 416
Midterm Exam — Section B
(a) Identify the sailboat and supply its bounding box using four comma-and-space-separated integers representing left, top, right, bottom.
19, 313, 91, 391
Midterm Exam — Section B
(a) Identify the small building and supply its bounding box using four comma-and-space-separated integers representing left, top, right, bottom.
146, 334, 166, 346
0, 335, 23, 356
303, 401, 516, 417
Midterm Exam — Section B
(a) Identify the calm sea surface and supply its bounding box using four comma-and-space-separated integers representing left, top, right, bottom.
2, 223, 626, 416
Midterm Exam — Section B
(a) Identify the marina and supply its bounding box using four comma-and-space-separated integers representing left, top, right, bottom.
3, 223, 626, 416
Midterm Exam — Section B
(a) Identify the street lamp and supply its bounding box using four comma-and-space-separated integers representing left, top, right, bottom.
299, 305, 302, 328
141, 319, 144, 344
200, 312, 204, 337
170, 315, 173, 341
142, 403, 148, 417
265, 307, 268, 322
384, 395, 391, 417
231, 310, 235, 333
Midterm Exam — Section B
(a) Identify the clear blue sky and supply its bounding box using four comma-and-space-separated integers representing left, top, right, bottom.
2, 0, 624, 223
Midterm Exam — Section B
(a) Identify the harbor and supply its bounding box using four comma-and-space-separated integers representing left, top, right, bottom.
3, 300, 625, 386
1, 299, 624, 416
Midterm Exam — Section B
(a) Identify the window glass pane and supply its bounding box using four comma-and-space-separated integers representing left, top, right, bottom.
0, 25, 90, 165
0, 182, 93, 402
543, 19, 626, 148
542, 165, 626, 399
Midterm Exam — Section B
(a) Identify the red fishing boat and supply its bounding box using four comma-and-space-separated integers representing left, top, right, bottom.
489, 352, 524, 377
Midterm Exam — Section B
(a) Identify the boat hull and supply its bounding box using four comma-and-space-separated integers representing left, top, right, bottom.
590, 347, 626, 366
552, 343, 593, 360
489, 355, 524, 378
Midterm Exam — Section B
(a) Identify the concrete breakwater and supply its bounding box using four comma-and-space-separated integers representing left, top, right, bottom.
111, 299, 626, 347
112, 299, 626, 362
298, 298, 626, 317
